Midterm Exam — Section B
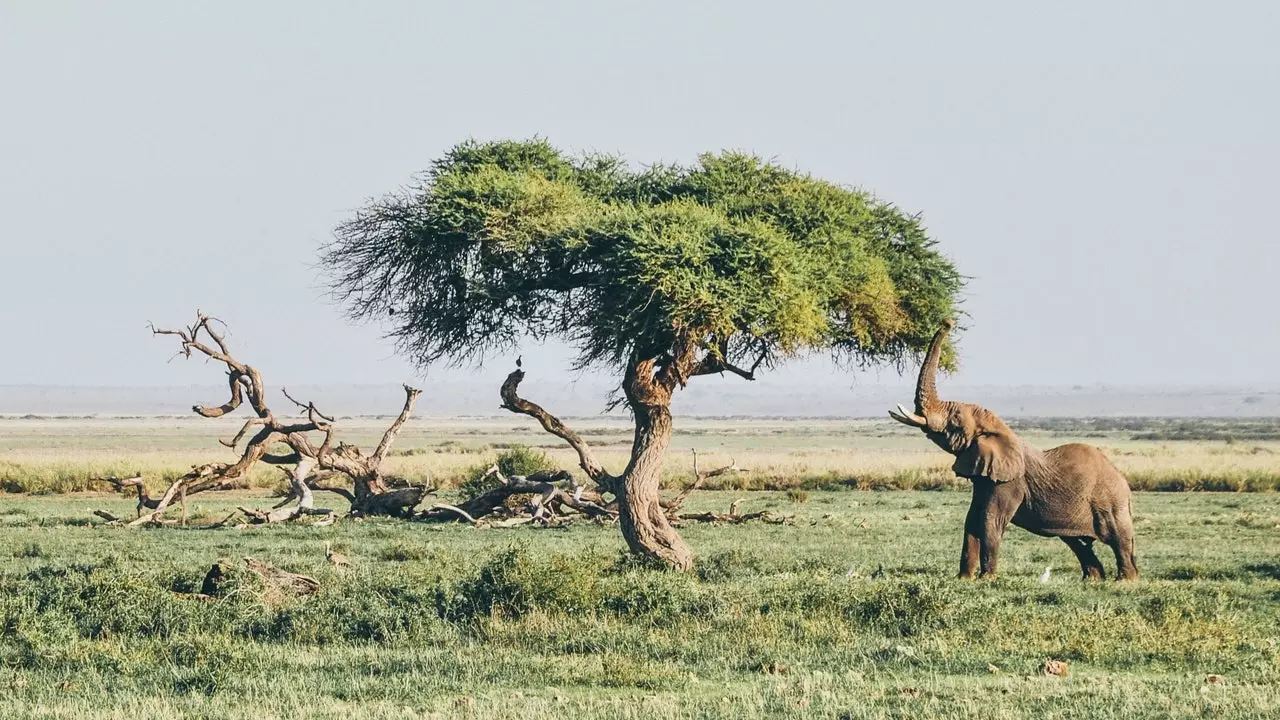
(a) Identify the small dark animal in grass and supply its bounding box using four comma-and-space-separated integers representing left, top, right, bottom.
888, 320, 1138, 581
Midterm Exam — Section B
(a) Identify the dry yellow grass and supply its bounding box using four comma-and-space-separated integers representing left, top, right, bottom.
2, 416, 1278, 494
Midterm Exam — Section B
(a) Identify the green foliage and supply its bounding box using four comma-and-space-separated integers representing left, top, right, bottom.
439, 544, 600, 622
458, 444, 558, 498
324, 139, 963, 376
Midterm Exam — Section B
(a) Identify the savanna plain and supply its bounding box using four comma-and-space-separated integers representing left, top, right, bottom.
2, 414, 1279, 718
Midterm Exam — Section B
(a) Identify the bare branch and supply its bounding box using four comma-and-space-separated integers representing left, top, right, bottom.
281, 387, 336, 425
370, 385, 422, 466
499, 369, 611, 485
666, 450, 745, 517
691, 339, 769, 381
220, 416, 269, 449
428, 503, 479, 524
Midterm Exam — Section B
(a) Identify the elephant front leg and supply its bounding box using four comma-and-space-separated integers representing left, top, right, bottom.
975, 483, 1014, 578
959, 531, 981, 579
978, 523, 1005, 578
959, 490, 985, 579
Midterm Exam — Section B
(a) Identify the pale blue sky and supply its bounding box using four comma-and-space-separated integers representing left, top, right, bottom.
1, 1, 1276, 390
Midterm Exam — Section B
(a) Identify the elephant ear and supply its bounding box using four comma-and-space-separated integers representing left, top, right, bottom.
952, 432, 1024, 483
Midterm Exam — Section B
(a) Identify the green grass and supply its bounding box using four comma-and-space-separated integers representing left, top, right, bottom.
3, 416, 1280, 717
0, 490, 1278, 718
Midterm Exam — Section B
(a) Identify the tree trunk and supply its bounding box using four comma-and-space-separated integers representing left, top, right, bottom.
617, 401, 693, 571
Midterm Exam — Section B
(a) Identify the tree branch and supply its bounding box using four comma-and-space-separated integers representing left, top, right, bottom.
666, 450, 745, 517
499, 369, 611, 486
371, 385, 421, 466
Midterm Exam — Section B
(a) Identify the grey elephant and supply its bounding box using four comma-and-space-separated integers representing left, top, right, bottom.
888, 320, 1138, 580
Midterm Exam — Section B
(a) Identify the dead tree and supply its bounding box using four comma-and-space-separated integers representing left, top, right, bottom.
125, 311, 430, 526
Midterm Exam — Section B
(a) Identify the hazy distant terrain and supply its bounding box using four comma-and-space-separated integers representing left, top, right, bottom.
2, 382, 1277, 418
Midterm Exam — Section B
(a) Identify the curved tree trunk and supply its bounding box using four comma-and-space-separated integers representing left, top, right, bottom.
497, 362, 697, 571
618, 399, 693, 570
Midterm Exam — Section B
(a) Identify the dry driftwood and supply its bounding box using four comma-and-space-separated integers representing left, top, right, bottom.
675, 491, 793, 526
113, 312, 431, 527
421, 464, 617, 527
663, 449, 746, 519
92, 509, 123, 524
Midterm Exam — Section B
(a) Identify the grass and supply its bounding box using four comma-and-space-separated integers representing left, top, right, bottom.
0, 490, 1278, 717
2, 415, 1280, 717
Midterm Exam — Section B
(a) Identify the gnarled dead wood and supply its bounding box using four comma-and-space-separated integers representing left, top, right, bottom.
92, 474, 177, 519
677, 497, 794, 526
201, 558, 320, 601
93, 509, 123, 524
422, 465, 617, 526
664, 449, 746, 518
125, 312, 432, 527
499, 370, 615, 494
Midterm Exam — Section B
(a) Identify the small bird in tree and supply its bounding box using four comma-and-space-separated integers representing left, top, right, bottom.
515, 354, 522, 368
325, 542, 350, 568
323, 139, 964, 571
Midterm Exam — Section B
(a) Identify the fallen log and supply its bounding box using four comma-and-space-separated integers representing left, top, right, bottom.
420, 466, 616, 525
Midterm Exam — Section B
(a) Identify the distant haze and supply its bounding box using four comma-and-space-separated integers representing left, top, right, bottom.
3, 383, 1277, 419
1, 1, 1276, 392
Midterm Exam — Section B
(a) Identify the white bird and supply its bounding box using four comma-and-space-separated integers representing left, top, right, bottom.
1038, 566, 1052, 583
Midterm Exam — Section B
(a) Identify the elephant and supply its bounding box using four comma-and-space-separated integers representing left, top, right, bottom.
887, 320, 1138, 581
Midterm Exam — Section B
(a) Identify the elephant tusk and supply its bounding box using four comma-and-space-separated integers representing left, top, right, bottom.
888, 410, 916, 426
888, 403, 927, 427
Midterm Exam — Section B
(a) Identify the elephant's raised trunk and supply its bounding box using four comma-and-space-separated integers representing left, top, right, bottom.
914, 319, 953, 414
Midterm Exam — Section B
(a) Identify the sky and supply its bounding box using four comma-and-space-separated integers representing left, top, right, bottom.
1, 0, 1277, 392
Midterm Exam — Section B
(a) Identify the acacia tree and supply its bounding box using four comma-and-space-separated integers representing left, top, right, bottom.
323, 139, 963, 569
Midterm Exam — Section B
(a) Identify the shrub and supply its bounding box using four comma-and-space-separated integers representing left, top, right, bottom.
440, 544, 600, 622
458, 445, 558, 498
697, 549, 766, 582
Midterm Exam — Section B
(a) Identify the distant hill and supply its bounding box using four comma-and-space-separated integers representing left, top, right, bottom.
1, 382, 1276, 418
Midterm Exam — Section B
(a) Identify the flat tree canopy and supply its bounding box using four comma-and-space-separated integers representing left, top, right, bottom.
325, 139, 961, 375
324, 139, 963, 568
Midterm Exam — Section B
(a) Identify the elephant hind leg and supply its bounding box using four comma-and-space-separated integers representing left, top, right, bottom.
1061, 537, 1106, 580
1107, 523, 1139, 581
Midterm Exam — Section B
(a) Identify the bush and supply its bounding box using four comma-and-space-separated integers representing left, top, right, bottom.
698, 549, 766, 582
440, 544, 600, 622
850, 580, 953, 637
457, 445, 559, 498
